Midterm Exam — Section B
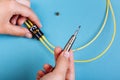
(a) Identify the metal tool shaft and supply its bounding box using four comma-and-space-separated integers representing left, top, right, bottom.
64, 26, 80, 51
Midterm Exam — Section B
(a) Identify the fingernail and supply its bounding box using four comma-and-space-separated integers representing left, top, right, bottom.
40, 24, 43, 28
70, 53, 73, 56
25, 33, 32, 38
64, 51, 70, 58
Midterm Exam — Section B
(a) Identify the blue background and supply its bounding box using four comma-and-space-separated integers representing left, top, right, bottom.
0, 0, 120, 80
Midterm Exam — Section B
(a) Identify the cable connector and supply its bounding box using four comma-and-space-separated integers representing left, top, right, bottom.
25, 20, 44, 39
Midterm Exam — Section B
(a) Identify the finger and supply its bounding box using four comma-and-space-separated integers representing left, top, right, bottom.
17, 16, 27, 26
37, 70, 45, 80
43, 64, 54, 73
36, 75, 41, 80
13, 1, 42, 27
66, 50, 75, 80
54, 47, 62, 61
5, 24, 32, 38
10, 15, 19, 25
54, 51, 70, 76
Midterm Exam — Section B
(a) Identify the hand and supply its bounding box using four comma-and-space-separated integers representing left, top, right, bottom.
0, 0, 41, 38
37, 47, 75, 80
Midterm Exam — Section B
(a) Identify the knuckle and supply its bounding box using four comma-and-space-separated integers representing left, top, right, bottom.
8, 0, 16, 10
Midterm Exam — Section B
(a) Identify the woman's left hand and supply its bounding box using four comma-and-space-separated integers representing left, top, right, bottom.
0, 0, 41, 38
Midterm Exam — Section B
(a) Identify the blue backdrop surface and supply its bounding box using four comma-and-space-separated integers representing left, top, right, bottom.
0, 0, 120, 80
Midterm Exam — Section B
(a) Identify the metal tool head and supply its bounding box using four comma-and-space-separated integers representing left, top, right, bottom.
74, 26, 81, 36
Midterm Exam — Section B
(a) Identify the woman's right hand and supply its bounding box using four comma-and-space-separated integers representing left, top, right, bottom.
37, 47, 75, 80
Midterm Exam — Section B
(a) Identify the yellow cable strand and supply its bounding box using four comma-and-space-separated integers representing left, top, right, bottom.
39, 38, 54, 54
27, 20, 34, 26
42, 36, 55, 49
25, 20, 54, 53
74, 0, 116, 62
73, 0, 110, 51
39, 0, 116, 62
25, 22, 31, 28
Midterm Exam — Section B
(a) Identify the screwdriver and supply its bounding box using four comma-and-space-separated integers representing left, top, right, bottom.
63, 26, 81, 52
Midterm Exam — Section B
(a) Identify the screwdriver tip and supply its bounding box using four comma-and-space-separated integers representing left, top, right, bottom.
74, 26, 81, 36
78, 26, 81, 31
78, 25, 81, 29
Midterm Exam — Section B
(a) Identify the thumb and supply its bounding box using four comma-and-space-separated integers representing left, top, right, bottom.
5, 24, 32, 38
54, 51, 70, 76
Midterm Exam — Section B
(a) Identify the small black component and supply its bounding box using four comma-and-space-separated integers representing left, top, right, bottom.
29, 25, 44, 39
55, 12, 60, 16
25, 20, 44, 40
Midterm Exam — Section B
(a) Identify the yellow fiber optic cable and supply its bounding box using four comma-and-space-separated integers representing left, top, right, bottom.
39, 38, 54, 54
25, 20, 54, 54
73, 0, 110, 51
74, 0, 116, 62
25, 21, 31, 28
25, 0, 116, 63
42, 36, 55, 49
37, 0, 116, 62
27, 20, 34, 26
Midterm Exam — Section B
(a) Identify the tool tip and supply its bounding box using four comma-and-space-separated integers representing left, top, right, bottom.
78, 25, 81, 29
77, 26, 81, 31
74, 26, 81, 36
